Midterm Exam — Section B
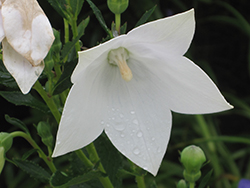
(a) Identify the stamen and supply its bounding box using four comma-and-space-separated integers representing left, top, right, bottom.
108, 47, 133, 81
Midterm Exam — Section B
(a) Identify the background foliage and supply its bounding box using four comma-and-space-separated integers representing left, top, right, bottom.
0, 0, 250, 187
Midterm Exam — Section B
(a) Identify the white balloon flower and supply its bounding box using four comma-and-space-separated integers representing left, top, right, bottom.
0, 0, 54, 94
52, 9, 233, 175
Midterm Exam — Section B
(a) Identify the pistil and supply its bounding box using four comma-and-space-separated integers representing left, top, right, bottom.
108, 47, 133, 81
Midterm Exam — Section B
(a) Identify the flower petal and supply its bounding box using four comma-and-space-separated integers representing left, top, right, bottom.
2, 39, 44, 94
131, 52, 232, 114
2, 0, 54, 66
103, 59, 172, 176
73, 35, 127, 83
125, 9, 195, 56
52, 60, 111, 157
0, 5, 5, 42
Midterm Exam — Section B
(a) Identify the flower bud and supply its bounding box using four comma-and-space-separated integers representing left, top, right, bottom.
0, 132, 13, 152
37, 122, 54, 149
180, 145, 206, 183
177, 179, 187, 188
107, 0, 129, 14
0, 147, 5, 174
180, 145, 206, 174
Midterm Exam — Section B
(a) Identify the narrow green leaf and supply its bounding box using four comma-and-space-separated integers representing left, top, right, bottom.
0, 61, 18, 89
198, 169, 213, 188
86, 0, 111, 36
14, 159, 51, 183
135, 5, 157, 27
52, 59, 77, 95
61, 17, 89, 60
50, 170, 103, 188
47, 0, 69, 19
5, 115, 29, 133
120, 22, 127, 34
94, 134, 123, 187
0, 91, 49, 113
21, 149, 38, 161
70, 0, 84, 17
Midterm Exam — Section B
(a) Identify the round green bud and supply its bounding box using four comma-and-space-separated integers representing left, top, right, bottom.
180, 145, 206, 174
107, 0, 129, 14
0, 132, 13, 152
37, 122, 53, 148
177, 179, 187, 188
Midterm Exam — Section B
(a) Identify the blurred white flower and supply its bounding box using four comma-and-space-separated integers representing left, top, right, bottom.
52, 9, 233, 175
0, 0, 54, 94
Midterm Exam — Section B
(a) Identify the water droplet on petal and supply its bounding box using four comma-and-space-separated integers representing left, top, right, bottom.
112, 117, 115, 120
107, 124, 110, 127
119, 113, 124, 118
133, 119, 139, 125
101, 121, 104, 125
151, 137, 155, 141
137, 131, 143, 137
157, 147, 161, 153
114, 122, 125, 131
130, 111, 135, 114
133, 147, 140, 155
112, 108, 115, 111
121, 134, 125, 137
57, 141, 61, 145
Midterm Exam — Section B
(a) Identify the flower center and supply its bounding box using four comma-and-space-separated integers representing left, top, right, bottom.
108, 47, 133, 81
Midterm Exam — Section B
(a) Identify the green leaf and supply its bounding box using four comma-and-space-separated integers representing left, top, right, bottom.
198, 169, 213, 188
52, 59, 77, 95
70, 0, 84, 17
86, 0, 111, 36
0, 61, 18, 89
120, 22, 127, 34
14, 159, 51, 183
135, 5, 157, 27
94, 134, 123, 187
21, 149, 38, 161
47, 0, 69, 19
5, 115, 29, 133
61, 17, 89, 60
0, 91, 49, 113
50, 170, 103, 188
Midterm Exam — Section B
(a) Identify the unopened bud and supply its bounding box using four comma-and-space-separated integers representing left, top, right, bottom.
0, 132, 13, 152
37, 122, 53, 148
107, 0, 129, 14
177, 179, 187, 188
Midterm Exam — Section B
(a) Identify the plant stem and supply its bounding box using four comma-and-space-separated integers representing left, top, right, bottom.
115, 14, 121, 33
33, 81, 61, 123
136, 175, 146, 188
189, 182, 195, 188
70, 17, 81, 52
85, 143, 114, 188
10, 131, 56, 173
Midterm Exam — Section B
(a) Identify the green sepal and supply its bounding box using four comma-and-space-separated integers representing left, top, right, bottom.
135, 5, 157, 27
13, 159, 51, 183
5, 115, 29, 134
0, 132, 13, 152
0, 91, 49, 113
107, 0, 129, 14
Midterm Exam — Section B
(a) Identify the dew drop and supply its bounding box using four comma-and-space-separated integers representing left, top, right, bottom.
157, 147, 161, 153
112, 117, 115, 120
133, 119, 139, 125
57, 141, 61, 145
112, 108, 115, 111
119, 113, 124, 118
151, 137, 155, 141
133, 148, 140, 155
121, 134, 125, 138
106, 124, 110, 127
101, 121, 104, 125
114, 122, 125, 131
130, 111, 135, 114
137, 131, 143, 137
